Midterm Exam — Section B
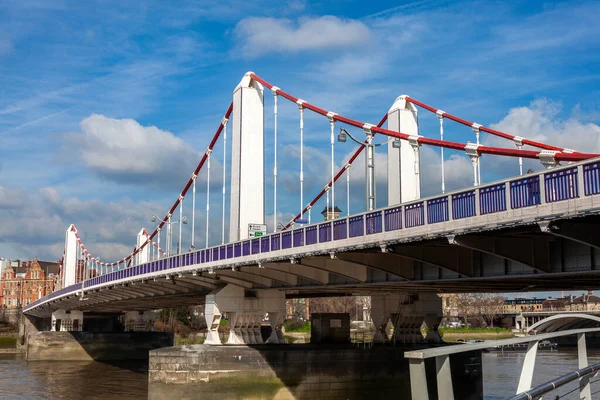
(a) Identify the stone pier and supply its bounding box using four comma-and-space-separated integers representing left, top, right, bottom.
25, 331, 173, 361
148, 344, 483, 400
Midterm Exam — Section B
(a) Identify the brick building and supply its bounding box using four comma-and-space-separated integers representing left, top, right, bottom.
1, 258, 59, 309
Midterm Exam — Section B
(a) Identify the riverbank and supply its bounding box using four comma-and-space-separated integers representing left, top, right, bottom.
440, 327, 515, 342
0, 348, 23, 354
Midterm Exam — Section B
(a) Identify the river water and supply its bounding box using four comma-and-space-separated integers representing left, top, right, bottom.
1, 349, 598, 399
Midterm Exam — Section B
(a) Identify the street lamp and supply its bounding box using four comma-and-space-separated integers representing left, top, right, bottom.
152, 214, 188, 256
337, 128, 399, 211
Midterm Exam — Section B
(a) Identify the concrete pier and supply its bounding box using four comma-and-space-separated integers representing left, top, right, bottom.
26, 331, 173, 361
149, 344, 483, 400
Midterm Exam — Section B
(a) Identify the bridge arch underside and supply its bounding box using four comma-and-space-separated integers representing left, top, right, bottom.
25, 216, 600, 318
527, 314, 600, 333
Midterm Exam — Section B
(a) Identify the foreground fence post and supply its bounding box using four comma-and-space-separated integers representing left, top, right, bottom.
409, 358, 430, 399
436, 355, 454, 400
516, 340, 539, 394
578, 333, 592, 400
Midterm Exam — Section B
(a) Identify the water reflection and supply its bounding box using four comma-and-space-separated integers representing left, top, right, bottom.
0, 354, 147, 400
0, 348, 598, 399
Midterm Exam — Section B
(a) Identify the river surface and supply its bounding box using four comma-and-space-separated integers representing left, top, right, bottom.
1, 349, 598, 399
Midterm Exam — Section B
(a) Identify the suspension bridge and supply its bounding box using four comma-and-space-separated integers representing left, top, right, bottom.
19, 71, 600, 343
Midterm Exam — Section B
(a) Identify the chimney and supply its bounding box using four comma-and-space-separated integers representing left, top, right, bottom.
321, 206, 342, 221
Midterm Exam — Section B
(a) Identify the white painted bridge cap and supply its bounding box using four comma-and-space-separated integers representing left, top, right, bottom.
234, 71, 264, 92
388, 95, 417, 114
513, 136, 524, 146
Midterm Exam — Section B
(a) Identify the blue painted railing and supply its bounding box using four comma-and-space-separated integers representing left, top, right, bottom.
584, 162, 600, 196
480, 184, 506, 215
25, 158, 600, 312
452, 191, 476, 219
334, 219, 347, 240
510, 176, 540, 208
405, 202, 424, 228
545, 167, 579, 202
427, 197, 449, 224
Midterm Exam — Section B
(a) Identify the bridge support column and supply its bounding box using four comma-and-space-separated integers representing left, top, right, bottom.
124, 311, 155, 332
51, 309, 83, 332
229, 72, 265, 242
204, 284, 285, 345
136, 229, 150, 266
387, 95, 420, 205
372, 293, 442, 344
63, 225, 79, 287
371, 293, 406, 342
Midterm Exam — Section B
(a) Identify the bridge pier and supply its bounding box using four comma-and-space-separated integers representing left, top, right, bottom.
372, 292, 442, 344
205, 284, 285, 345
124, 310, 155, 332
51, 309, 83, 331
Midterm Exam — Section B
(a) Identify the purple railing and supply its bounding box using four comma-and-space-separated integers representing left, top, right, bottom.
282, 232, 292, 249
319, 222, 332, 242
349, 216, 364, 237
261, 236, 270, 253
405, 202, 424, 228
545, 167, 579, 202
293, 229, 304, 247
306, 226, 318, 245
271, 234, 281, 251
334, 219, 348, 240
452, 191, 476, 219
366, 211, 383, 234
479, 184, 507, 215
584, 162, 600, 196
251, 239, 260, 254
384, 207, 402, 231
30, 159, 600, 313
427, 197, 449, 224
510, 176, 541, 209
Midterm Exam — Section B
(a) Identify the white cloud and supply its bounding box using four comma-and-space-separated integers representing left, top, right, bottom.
64, 114, 221, 188
233, 16, 372, 58
0, 186, 27, 208
487, 99, 600, 153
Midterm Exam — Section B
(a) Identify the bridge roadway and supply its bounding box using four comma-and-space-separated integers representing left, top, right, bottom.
24, 158, 600, 317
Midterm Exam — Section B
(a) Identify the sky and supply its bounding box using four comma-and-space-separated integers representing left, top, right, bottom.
1, 0, 600, 296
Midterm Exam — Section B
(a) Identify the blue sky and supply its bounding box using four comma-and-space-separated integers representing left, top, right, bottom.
1, 0, 600, 287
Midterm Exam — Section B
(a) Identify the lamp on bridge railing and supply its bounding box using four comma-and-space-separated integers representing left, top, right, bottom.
152, 214, 187, 256
337, 128, 397, 211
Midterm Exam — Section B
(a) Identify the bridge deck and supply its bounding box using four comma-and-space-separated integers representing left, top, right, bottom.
25, 158, 600, 316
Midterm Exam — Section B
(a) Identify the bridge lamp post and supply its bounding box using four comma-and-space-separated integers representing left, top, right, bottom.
338, 128, 400, 211
152, 215, 186, 256
177, 216, 188, 254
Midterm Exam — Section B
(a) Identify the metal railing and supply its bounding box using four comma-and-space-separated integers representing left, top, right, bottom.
404, 328, 600, 400
24, 157, 600, 313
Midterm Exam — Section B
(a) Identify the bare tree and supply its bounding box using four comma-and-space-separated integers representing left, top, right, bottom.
454, 293, 504, 328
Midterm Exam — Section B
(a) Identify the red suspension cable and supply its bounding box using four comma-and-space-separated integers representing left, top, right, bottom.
250, 74, 598, 163
72, 102, 233, 268
406, 96, 571, 153
282, 113, 388, 230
